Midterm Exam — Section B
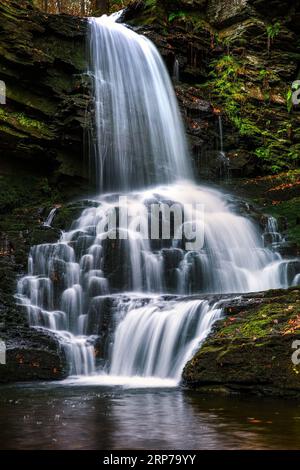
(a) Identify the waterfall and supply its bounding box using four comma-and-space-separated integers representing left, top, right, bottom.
89, 16, 191, 191
15, 14, 300, 386
263, 215, 284, 246
173, 58, 180, 82
43, 208, 58, 227
217, 115, 230, 179
109, 299, 222, 380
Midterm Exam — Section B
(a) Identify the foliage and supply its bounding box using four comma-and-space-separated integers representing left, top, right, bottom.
168, 11, 186, 23
287, 88, 293, 113
144, 0, 157, 6
266, 21, 281, 40
266, 21, 281, 53
206, 53, 299, 173
209, 55, 264, 137
0, 175, 57, 214
266, 196, 300, 245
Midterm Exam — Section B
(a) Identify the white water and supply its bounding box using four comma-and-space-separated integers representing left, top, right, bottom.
110, 299, 222, 380
89, 15, 191, 191
43, 208, 57, 227
217, 115, 230, 179
173, 58, 180, 82
16, 14, 300, 387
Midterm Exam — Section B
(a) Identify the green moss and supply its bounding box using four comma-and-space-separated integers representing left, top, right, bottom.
51, 206, 81, 231
6, 84, 57, 116
0, 175, 59, 214
167, 9, 212, 33
0, 123, 27, 138
126, 0, 167, 27
203, 51, 299, 173
222, 305, 282, 339
266, 21, 281, 53
206, 55, 268, 139
265, 197, 300, 244
43, 69, 74, 94
36, 36, 86, 71
0, 108, 54, 139
216, 294, 300, 343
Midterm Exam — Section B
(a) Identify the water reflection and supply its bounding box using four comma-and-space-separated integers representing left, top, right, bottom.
0, 384, 299, 449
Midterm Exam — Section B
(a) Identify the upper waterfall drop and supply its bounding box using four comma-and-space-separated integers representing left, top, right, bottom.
88, 15, 192, 191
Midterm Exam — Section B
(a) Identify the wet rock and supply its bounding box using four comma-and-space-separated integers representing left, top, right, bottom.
207, 0, 254, 27
101, 234, 132, 291
0, 326, 69, 383
183, 287, 300, 397
0, 0, 89, 180
274, 242, 300, 258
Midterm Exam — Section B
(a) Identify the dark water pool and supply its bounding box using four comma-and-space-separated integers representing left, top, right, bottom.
0, 383, 299, 450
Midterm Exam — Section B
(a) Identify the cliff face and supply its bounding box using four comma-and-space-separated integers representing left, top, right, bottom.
125, 0, 300, 178
0, 1, 90, 381
0, 0, 88, 181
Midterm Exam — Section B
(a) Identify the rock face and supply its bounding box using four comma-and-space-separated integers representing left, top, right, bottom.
207, 0, 251, 26
0, 0, 89, 180
183, 288, 300, 397
0, 1, 92, 382
125, 0, 300, 178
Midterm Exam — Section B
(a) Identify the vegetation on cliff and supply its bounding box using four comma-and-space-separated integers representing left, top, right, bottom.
125, 0, 300, 176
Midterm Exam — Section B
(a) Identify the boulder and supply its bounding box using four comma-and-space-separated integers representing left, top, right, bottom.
0, 326, 69, 383
183, 288, 300, 397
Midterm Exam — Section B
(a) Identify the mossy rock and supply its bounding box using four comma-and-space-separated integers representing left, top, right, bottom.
183, 288, 300, 397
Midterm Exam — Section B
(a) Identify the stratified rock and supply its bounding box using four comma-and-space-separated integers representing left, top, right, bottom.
0, 0, 89, 180
207, 0, 253, 27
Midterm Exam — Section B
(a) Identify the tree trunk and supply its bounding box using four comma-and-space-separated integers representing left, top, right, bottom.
81, 0, 85, 16
95, 0, 109, 14
44, 0, 48, 12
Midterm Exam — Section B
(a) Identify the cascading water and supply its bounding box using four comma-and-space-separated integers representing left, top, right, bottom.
172, 58, 180, 82
89, 16, 191, 191
16, 14, 300, 386
43, 208, 58, 228
109, 299, 223, 381
217, 115, 230, 179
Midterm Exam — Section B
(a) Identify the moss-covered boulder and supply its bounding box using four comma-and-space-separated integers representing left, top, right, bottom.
183, 288, 300, 397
